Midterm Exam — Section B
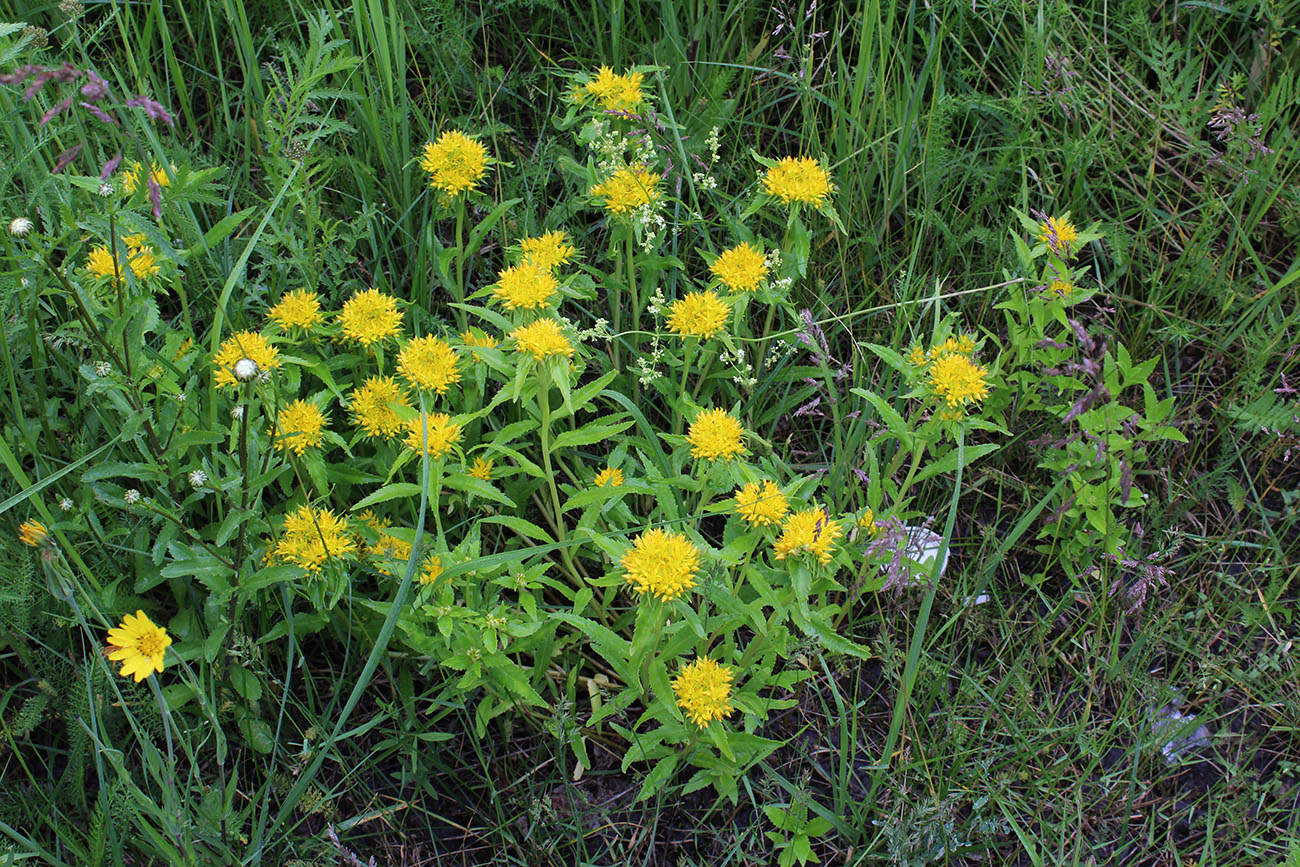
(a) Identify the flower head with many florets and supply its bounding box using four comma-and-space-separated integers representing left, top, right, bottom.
622, 528, 702, 600
673, 658, 735, 726
420, 131, 488, 197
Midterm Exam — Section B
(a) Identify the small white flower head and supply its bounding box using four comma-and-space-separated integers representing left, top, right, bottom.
233, 357, 259, 382
174, 392, 187, 403
94, 361, 112, 377
123, 489, 141, 504
59, 497, 74, 511
97, 183, 114, 197
230, 405, 245, 421
188, 469, 208, 488
8, 217, 33, 237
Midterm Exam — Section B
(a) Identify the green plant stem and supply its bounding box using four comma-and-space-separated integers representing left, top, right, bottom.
453, 197, 467, 330
536, 365, 579, 583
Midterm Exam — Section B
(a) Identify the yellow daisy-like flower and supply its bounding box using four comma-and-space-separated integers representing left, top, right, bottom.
594, 466, 624, 487
687, 408, 745, 461
1047, 280, 1074, 299
337, 288, 403, 347
398, 335, 461, 395
419, 554, 444, 586
668, 291, 729, 339
348, 376, 412, 439
590, 165, 662, 216
18, 520, 49, 547
419, 130, 489, 196
510, 318, 575, 360
1037, 215, 1079, 252
273, 399, 327, 456
213, 331, 282, 389
468, 456, 494, 481
520, 231, 577, 270
672, 657, 735, 727
370, 529, 414, 576
460, 328, 499, 361
621, 527, 702, 601
584, 66, 645, 111
267, 289, 324, 332
734, 480, 788, 527
711, 242, 769, 292
927, 353, 990, 407
493, 263, 559, 311
762, 156, 833, 207
275, 505, 357, 573
773, 507, 842, 564
105, 610, 172, 683
403, 413, 463, 459
85, 242, 161, 287
122, 162, 172, 194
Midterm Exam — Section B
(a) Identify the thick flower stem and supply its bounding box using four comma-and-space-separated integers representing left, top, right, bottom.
452, 198, 468, 331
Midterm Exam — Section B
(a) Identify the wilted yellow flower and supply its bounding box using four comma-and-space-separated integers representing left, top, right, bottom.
370, 529, 414, 576
398, 335, 461, 394
773, 507, 841, 564
762, 156, 833, 206
85, 241, 160, 287
590, 165, 661, 215
213, 331, 281, 389
594, 466, 624, 487
734, 480, 788, 527
621, 527, 702, 600
510, 318, 575, 360
403, 413, 463, 459
122, 161, 172, 194
105, 610, 171, 682
520, 231, 577, 270
584, 66, 645, 111
349, 376, 412, 439
275, 505, 357, 573
468, 456, 494, 481
668, 291, 728, 339
337, 289, 402, 347
267, 289, 324, 332
1037, 215, 1079, 253
711, 242, 769, 292
18, 520, 49, 547
420, 130, 489, 196
928, 353, 990, 407
673, 657, 735, 726
687, 408, 745, 461
493, 263, 558, 310
273, 399, 327, 455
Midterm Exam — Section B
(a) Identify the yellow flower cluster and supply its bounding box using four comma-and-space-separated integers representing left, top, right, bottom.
268, 289, 324, 332
468, 456, 494, 481
276, 505, 356, 573
18, 520, 49, 547
621, 528, 702, 600
672, 657, 735, 727
85, 236, 160, 287
1037, 215, 1079, 254
734, 480, 788, 527
337, 289, 402, 347
583, 66, 645, 111
493, 263, 558, 310
668, 291, 728, 339
420, 130, 489, 196
349, 376, 412, 439
590, 165, 661, 215
773, 507, 841, 564
594, 466, 624, 487
370, 529, 414, 576
404, 413, 463, 459
274, 400, 327, 455
213, 331, 281, 389
520, 232, 577, 270
398, 336, 461, 394
510, 318, 574, 360
687, 409, 745, 461
762, 156, 833, 206
711, 242, 768, 292
122, 161, 172, 194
